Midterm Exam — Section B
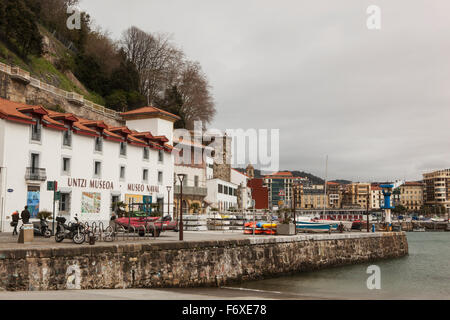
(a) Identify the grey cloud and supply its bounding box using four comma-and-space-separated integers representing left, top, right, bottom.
80, 0, 450, 181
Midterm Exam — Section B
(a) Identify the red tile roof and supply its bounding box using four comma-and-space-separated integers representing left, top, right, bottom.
0, 98, 173, 151
120, 106, 181, 121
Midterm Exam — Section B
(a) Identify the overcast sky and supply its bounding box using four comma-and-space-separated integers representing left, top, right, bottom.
79, 0, 450, 182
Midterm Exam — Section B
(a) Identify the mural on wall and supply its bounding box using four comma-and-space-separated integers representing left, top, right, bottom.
27, 191, 40, 218
81, 192, 101, 214
124, 194, 152, 214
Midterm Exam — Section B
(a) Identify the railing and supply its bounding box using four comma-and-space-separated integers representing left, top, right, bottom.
0, 61, 121, 120
25, 167, 47, 181
10, 66, 30, 82
174, 185, 208, 197
66, 92, 84, 105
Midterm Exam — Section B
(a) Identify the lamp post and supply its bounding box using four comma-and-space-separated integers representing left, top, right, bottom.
292, 183, 298, 235
166, 185, 172, 233
177, 174, 185, 241
166, 186, 172, 217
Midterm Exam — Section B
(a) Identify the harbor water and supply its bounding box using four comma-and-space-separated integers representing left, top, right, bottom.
229, 232, 450, 299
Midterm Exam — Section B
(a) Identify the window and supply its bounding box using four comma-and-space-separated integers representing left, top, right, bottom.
30, 153, 39, 170
194, 176, 199, 187
229, 188, 233, 196
94, 161, 101, 177
59, 193, 71, 213
62, 157, 71, 175
158, 150, 164, 162
158, 171, 163, 184
120, 166, 125, 180
95, 137, 103, 152
31, 118, 41, 141
143, 147, 149, 160
143, 169, 148, 182
62, 129, 72, 147
120, 142, 127, 156
224, 186, 229, 195
218, 184, 223, 193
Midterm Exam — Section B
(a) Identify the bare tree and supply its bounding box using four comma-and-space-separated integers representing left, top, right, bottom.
176, 61, 216, 127
121, 26, 182, 103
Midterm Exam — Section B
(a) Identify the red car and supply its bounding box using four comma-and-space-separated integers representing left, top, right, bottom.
114, 215, 179, 237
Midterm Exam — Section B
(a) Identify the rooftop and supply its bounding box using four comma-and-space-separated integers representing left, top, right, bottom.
0, 98, 173, 151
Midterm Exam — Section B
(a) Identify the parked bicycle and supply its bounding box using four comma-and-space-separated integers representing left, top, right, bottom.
55, 214, 86, 244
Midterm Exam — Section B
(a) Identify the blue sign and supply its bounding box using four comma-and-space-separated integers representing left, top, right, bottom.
7, 189, 13, 193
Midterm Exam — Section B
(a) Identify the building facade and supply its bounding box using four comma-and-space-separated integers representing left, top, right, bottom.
342, 183, 370, 209
0, 99, 177, 232
264, 171, 308, 209
173, 138, 211, 214
422, 169, 450, 214
398, 181, 424, 212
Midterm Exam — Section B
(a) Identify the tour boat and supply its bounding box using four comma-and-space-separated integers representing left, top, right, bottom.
296, 221, 338, 232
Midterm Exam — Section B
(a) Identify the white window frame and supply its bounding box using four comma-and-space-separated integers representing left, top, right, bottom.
93, 160, 102, 178
61, 156, 71, 176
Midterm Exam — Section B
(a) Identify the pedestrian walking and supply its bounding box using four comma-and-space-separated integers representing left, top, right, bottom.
11, 211, 19, 235
21, 206, 30, 224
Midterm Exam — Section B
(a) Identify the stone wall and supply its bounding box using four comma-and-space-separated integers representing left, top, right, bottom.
0, 70, 123, 127
0, 232, 408, 291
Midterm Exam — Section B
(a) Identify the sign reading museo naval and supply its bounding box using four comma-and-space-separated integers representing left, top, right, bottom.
67, 178, 159, 193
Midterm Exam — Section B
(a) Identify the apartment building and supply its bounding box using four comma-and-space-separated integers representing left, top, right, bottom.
398, 181, 424, 212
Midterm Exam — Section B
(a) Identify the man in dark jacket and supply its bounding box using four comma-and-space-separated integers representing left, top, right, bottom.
21, 206, 30, 224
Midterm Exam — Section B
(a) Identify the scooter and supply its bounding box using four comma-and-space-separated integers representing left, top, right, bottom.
33, 218, 52, 238
55, 214, 86, 244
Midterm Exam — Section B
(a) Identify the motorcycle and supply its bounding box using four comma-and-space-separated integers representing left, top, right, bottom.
55, 215, 86, 244
33, 218, 52, 238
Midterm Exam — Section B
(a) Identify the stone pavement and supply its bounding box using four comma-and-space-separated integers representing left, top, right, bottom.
0, 229, 370, 251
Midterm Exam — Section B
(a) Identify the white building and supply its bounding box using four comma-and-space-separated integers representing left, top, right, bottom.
205, 179, 238, 211
173, 137, 212, 214
230, 168, 252, 210
0, 99, 178, 232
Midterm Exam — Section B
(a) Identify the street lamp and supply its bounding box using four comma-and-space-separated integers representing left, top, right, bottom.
165, 185, 172, 233
177, 174, 185, 241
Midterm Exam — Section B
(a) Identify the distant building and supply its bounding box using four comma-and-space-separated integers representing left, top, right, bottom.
399, 181, 424, 212
370, 184, 383, 210
423, 169, 450, 213
300, 187, 328, 209
342, 183, 370, 209
230, 168, 252, 210
263, 171, 308, 209
326, 181, 341, 208
247, 178, 269, 209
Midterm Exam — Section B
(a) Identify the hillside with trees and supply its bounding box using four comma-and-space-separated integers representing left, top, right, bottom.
0, 0, 216, 129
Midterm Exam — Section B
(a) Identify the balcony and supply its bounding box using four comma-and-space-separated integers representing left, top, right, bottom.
25, 167, 47, 181
174, 185, 207, 197
10, 67, 30, 84
66, 92, 84, 105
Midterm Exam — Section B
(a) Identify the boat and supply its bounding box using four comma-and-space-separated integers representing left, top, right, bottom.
296, 221, 338, 232
412, 227, 426, 232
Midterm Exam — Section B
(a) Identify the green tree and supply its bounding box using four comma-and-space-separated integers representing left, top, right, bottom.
106, 90, 128, 112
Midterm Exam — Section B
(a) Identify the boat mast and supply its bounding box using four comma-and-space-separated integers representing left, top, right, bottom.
323, 155, 328, 217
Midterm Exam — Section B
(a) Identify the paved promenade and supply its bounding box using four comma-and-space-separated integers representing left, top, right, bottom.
0, 229, 374, 251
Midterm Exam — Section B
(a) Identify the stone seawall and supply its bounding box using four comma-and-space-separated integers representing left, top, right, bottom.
0, 232, 408, 291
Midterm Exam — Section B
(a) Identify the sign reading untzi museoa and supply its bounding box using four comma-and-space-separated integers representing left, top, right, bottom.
67, 178, 114, 190
127, 183, 159, 193
66, 178, 159, 193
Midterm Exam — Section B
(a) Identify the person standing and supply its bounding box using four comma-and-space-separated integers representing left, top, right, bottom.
11, 211, 19, 235
21, 206, 30, 225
